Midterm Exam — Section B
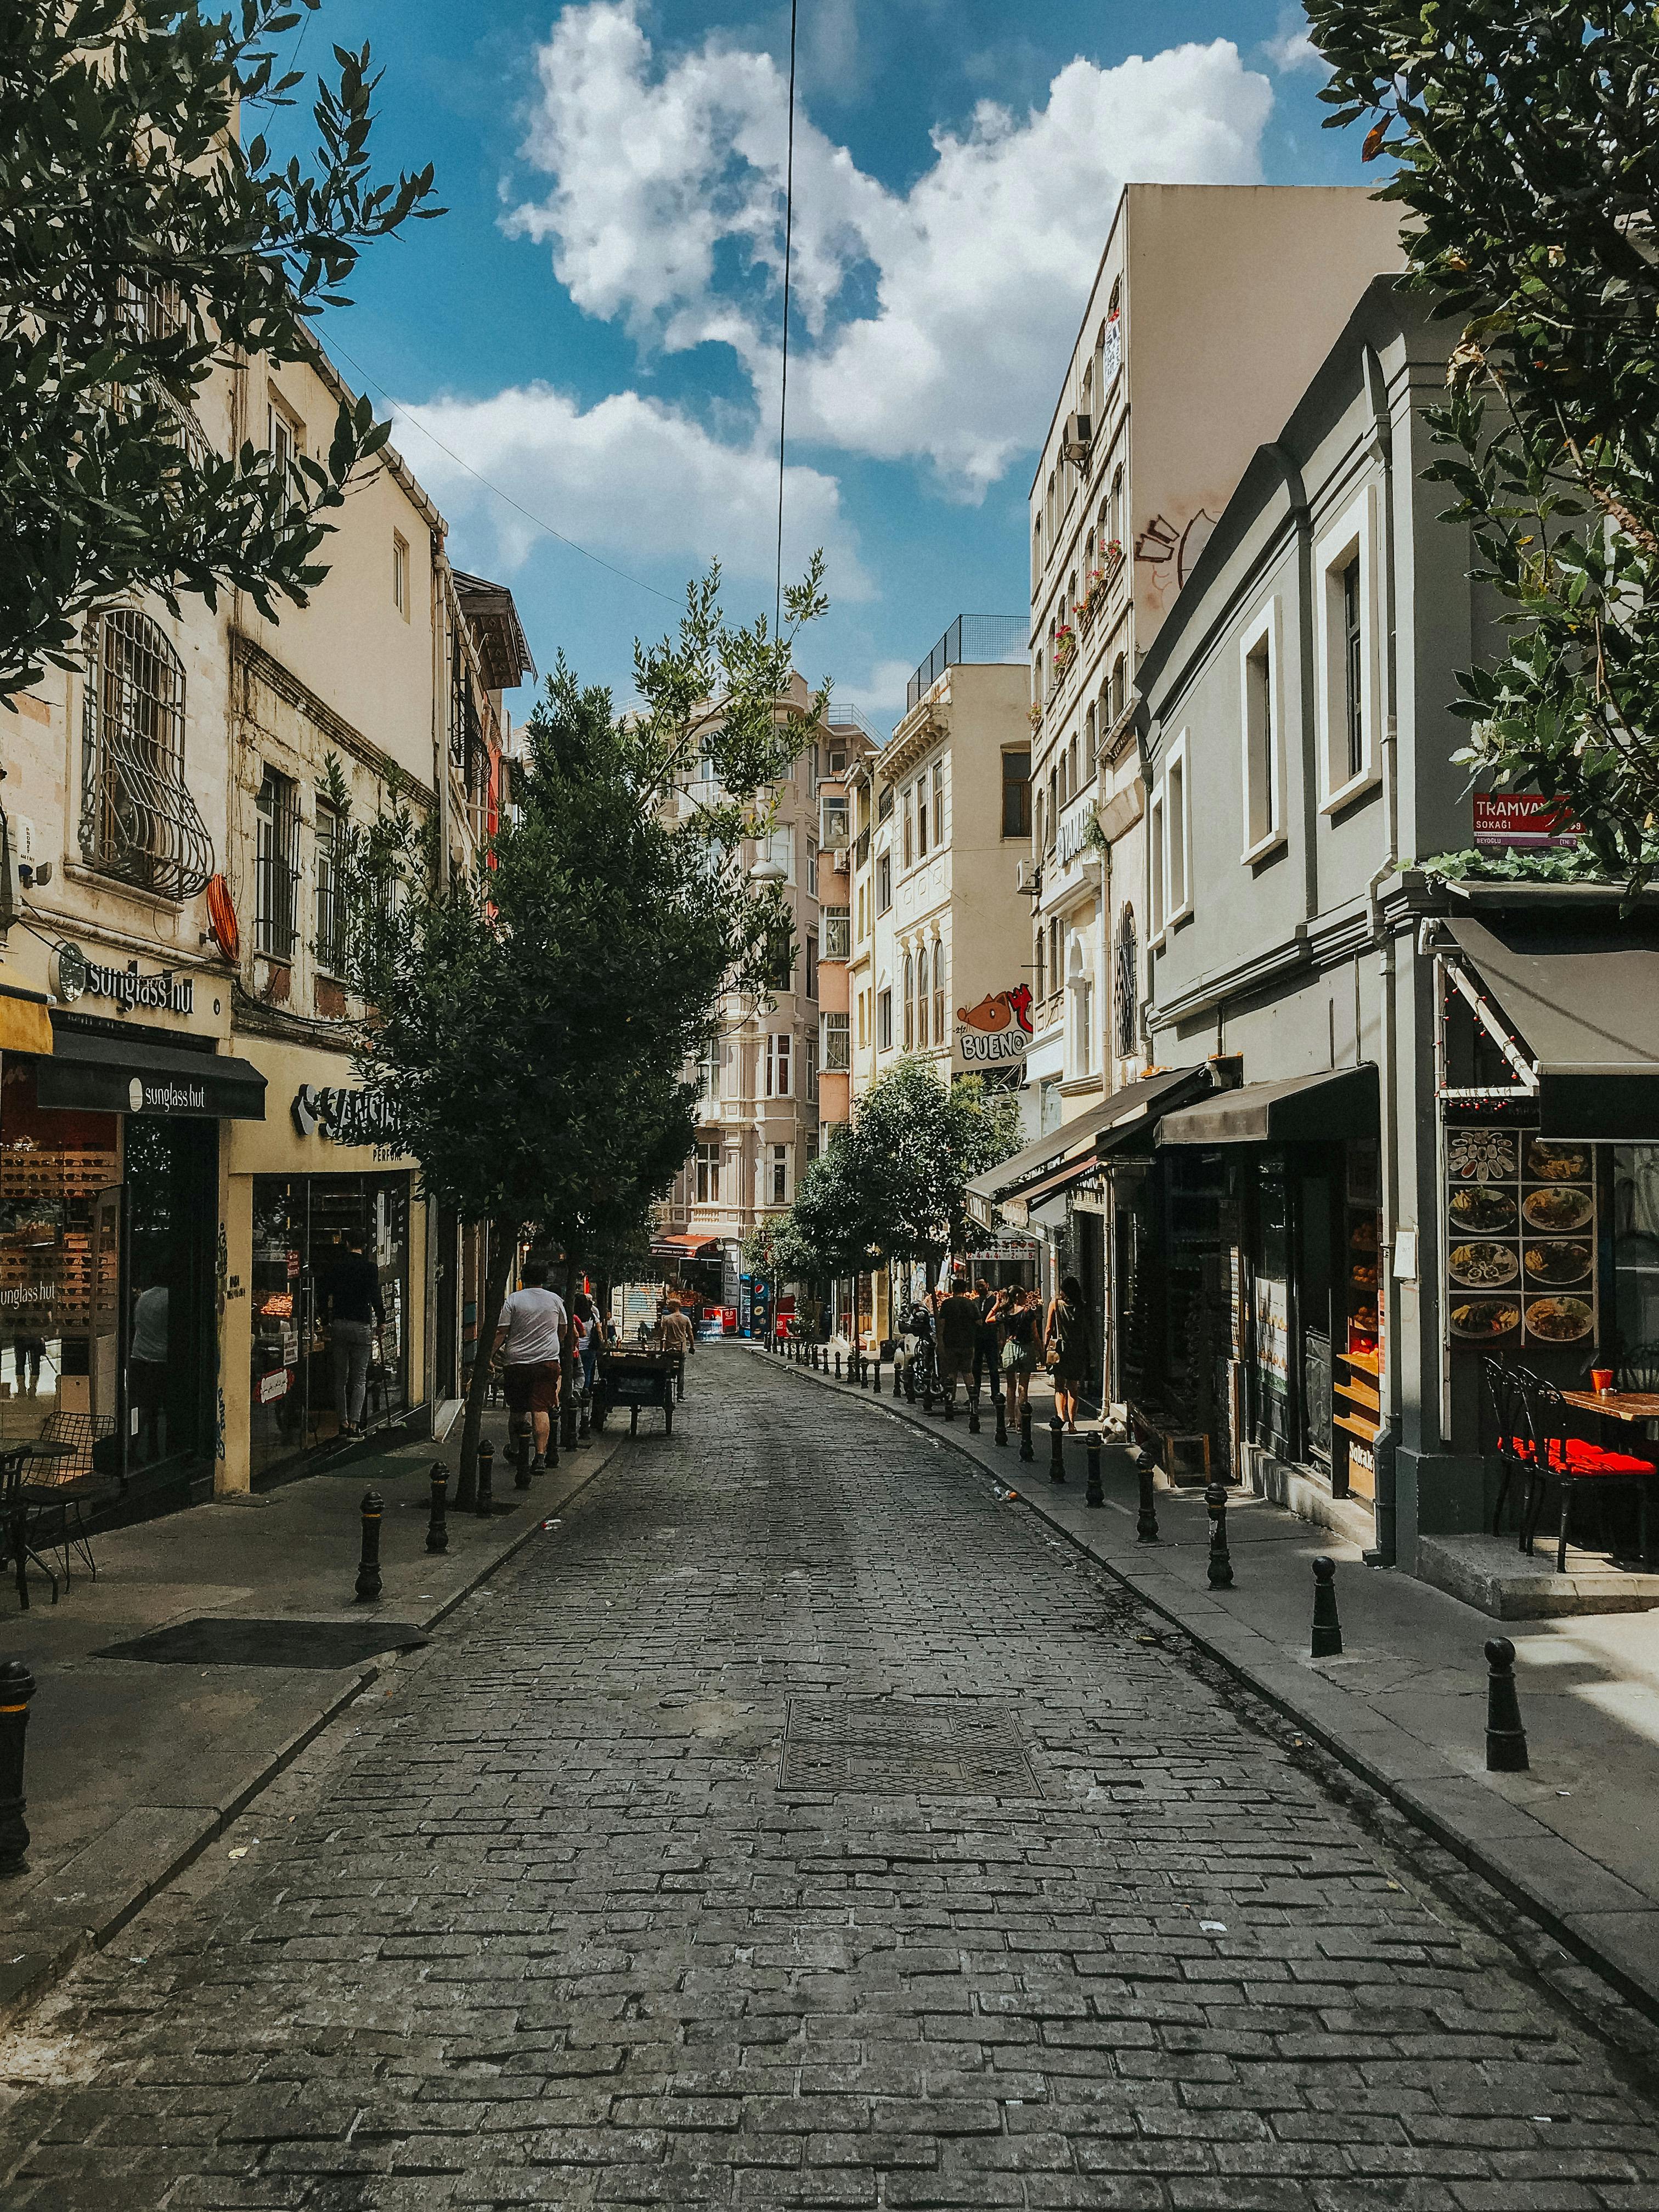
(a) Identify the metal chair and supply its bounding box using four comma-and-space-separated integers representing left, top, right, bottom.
1483, 1355, 1534, 1541
1513, 1370, 1659, 1573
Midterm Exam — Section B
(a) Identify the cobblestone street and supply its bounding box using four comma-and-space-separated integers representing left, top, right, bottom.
6, 1347, 1659, 2209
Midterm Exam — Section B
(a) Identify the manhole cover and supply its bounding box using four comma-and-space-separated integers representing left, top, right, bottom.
780, 1697, 1042, 1799
94, 1618, 430, 1669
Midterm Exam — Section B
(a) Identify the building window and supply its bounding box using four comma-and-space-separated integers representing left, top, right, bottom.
1046, 767, 1059, 851
1110, 653, 1127, 727
1240, 602, 1282, 859
1084, 703, 1097, 781
696, 1039, 720, 1104
903, 952, 915, 1049
917, 943, 929, 1048
877, 851, 892, 913
1034, 788, 1044, 855
1034, 652, 1044, 708
878, 988, 893, 1051
267, 395, 302, 471
805, 1038, 819, 1102
764, 825, 794, 883
1115, 907, 1138, 1059
916, 778, 929, 860
1153, 732, 1192, 935
392, 533, 409, 619
1317, 487, 1378, 807
1035, 927, 1046, 1003
931, 760, 944, 850
823, 1011, 850, 1071
765, 1034, 792, 1098
1067, 736, 1079, 800
771, 1144, 789, 1205
823, 904, 850, 959
820, 795, 849, 849
314, 798, 345, 974
856, 882, 869, 941
78, 608, 213, 899
1032, 521, 1043, 591
695, 1141, 721, 1205
806, 931, 819, 1001
877, 781, 894, 822
857, 992, 870, 1049
255, 766, 299, 960
1001, 748, 1030, 839
1048, 916, 1062, 1002
1069, 941, 1094, 1080
933, 939, 946, 1044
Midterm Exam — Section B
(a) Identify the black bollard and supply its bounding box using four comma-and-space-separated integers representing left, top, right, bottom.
871, 1355, 882, 1396
994, 1392, 1008, 1448
1205, 1481, 1234, 1590
1135, 1450, 1160, 1543
0, 1661, 35, 1876
1311, 1556, 1342, 1658
1086, 1434, 1103, 1509
1049, 1413, 1065, 1484
1019, 1404, 1035, 1463
835, 1350, 842, 1379
476, 1440, 495, 1517
426, 1462, 450, 1554
355, 1488, 384, 1602
1485, 1637, 1530, 1772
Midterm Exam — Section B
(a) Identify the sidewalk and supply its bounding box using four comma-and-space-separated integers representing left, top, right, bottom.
0, 1408, 626, 2024
761, 1342, 1659, 2023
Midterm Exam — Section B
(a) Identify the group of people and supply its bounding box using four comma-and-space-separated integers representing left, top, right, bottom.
929, 1268, 1093, 1428
489, 1259, 609, 1471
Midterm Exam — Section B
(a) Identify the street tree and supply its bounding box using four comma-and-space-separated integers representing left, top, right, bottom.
853, 1061, 1023, 1279
1, 0, 441, 701
1306, 1, 1659, 884
350, 564, 831, 1483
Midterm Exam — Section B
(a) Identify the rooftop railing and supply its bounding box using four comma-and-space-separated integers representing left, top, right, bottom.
906, 614, 1028, 713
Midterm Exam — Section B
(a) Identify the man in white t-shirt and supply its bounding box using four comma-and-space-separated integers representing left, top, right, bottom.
490, 1258, 570, 1471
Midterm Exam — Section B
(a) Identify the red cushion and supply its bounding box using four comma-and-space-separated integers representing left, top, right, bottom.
1505, 1436, 1658, 1476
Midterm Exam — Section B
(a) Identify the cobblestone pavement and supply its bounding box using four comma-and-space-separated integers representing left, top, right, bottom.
6, 1350, 1659, 2210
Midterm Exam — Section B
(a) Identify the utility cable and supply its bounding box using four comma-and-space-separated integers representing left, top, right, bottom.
774, 0, 799, 639
323, 336, 680, 606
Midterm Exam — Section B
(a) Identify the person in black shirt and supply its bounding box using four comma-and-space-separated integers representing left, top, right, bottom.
326, 1234, 385, 1437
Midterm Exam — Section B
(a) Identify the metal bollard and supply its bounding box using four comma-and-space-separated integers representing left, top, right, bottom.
1485, 1637, 1530, 1772
426, 1462, 450, 1554
476, 1440, 495, 1516
834, 1350, 842, 1379
1049, 1413, 1065, 1483
1205, 1481, 1234, 1589
1019, 1404, 1034, 1463
355, 1488, 384, 1601
1086, 1435, 1103, 1509
994, 1392, 1008, 1448
1311, 1556, 1342, 1658
891, 1359, 901, 1400
871, 1356, 882, 1396
1135, 1451, 1160, 1543
0, 1662, 36, 1876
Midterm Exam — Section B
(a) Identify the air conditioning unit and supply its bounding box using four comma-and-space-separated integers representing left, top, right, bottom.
1015, 859, 1042, 896
832, 847, 850, 873
1061, 410, 1093, 462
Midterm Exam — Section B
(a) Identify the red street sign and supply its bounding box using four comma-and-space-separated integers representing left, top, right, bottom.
1472, 794, 1579, 851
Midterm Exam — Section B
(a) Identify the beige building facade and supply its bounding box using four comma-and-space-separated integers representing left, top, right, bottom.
0, 334, 528, 1508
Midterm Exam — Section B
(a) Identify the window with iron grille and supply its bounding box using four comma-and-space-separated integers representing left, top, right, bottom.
314, 799, 346, 974
1115, 906, 1138, 1059
255, 767, 300, 960
78, 610, 213, 899
822, 1011, 850, 1071
822, 905, 850, 959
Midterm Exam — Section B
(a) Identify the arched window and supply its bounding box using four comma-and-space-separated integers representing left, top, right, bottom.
1085, 702, 1097, 778
1059, 746, 1070, 808
1034, 787, 1045, 853
80, 608, 213, 898
917, 943, 929, 1048
903, 950, 915, 1049
1033, 652, 1044, 708
1035, 925, 1047, 1004
1032, 520, 1043, 589
933, 938, 946, 1044
1114, 905, 1138, 1060
1110, 467, 1125, 552
1111, 653, 1127, 726
1068, 736, 1079, 797
1046, 471, 1057, 544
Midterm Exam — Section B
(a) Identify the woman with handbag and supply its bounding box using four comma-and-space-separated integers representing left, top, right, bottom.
999, 1286, 1040, 1425
1045, 1274, 1092, 1433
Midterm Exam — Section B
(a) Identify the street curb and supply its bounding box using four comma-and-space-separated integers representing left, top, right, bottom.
753, 1342, 1659, 2030
0, 1428, 628, 2032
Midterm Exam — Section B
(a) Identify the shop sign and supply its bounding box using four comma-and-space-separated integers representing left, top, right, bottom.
52, 941, 194, 1015
1057, 800, 1098, 870
258, 1367, 290, 1405
956, 986, 1033, 1068
1472, 794, 1578, 852
1070, 1172, 1108, 1216
291, 1083, 399, 1147
128, 1073, 208, 1114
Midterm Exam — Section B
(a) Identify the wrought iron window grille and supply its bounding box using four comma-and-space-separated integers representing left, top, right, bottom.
78, 610, 215, 900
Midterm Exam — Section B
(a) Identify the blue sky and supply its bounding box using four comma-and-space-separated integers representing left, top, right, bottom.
274, 2, 1369, 729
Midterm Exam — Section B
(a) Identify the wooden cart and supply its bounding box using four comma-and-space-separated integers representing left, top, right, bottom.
592, 1345, 675, 1436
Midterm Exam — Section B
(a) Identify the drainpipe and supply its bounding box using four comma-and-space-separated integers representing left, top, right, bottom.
1265, 444, 1318, 929
1361, 341, 1402, 1567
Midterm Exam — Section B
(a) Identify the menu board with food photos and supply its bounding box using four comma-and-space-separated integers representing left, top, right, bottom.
1445, 1128, 1598, 1350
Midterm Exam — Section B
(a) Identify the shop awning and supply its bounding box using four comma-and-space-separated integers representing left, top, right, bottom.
0, 984, 52, 1056
1446, 912, 1659, 1137
966, 1066, 1209, 1226
998, 1152, 1099, 1230
1158, 1064, 1379, 1147
651, 1233, 720, 1259
32, 1024, 267, 1119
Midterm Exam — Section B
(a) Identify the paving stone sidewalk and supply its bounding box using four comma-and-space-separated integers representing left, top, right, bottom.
3, 1347, 1659, 2207
0, 1407, 624, 2023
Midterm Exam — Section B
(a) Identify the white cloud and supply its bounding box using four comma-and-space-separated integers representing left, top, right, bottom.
504, 5, 1276, 496
390, 382, 865, 595
1266, 12, 1328, 74
835, 656, 914, 728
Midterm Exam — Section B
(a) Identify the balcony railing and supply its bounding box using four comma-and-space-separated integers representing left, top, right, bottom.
906, 613, 1028, 712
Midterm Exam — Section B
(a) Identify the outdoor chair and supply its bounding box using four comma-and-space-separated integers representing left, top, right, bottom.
1483, 1355, 1533, 1540
1511, 1369, 1659, 1574
1617, 1344, 1659, 1396
29, 1412, 121, 1582
0, 1442, 71, 1606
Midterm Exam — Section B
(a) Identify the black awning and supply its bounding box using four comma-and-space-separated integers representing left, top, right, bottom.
1158, 1064, 1379, 1148
32, 1024, 267, 1120
966, 1065, 1209, 1222
1447, 912, 1659, 1138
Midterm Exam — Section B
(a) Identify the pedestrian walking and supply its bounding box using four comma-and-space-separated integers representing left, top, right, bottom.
326, 1232, 385, 1439
1044, 1275, 1093, 1434
490, 1258, 570, 1473
659, 1299, 695, 1396
571, 1291, 606, 1401
934, 1267, 979, 1413
999, 1285, 1040, 1426
972, 1278, 999, 1404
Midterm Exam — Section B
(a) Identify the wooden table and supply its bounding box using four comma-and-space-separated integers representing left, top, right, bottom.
1560, 1390, 1659, 1424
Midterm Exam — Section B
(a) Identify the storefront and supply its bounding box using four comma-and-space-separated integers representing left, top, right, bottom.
1, 1006, 265, 1495
223, 1036, 427, 1489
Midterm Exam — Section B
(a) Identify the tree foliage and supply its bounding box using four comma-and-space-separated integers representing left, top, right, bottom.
1307, 1, 1659, 884
1, 0, 441, 700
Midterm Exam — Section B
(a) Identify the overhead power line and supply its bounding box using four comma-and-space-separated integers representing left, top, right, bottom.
774, 0, 799, 639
